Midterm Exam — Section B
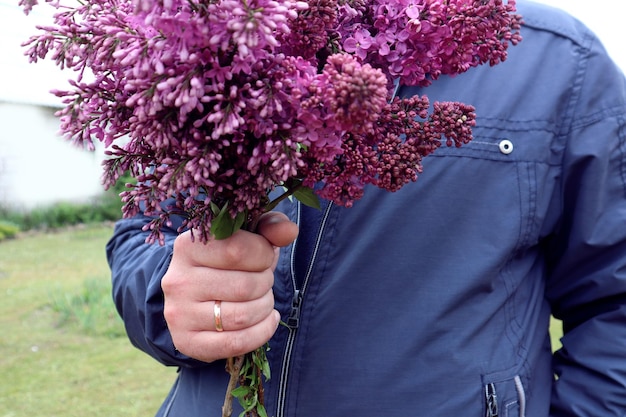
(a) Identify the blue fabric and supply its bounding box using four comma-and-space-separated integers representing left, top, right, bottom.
106, 2, 626, 416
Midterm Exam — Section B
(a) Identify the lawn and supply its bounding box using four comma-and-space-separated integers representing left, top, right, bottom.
0, 224, 564, 417
0, 225, 175, 417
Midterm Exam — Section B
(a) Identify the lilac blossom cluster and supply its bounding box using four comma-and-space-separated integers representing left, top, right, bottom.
21, 0, 522, 243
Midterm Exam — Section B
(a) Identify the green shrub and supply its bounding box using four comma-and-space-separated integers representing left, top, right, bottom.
0, 221, 20, 241
47, 202, 80, 227
0, 173, 131, 232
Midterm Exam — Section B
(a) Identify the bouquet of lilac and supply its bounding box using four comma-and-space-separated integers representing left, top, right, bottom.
20, 0, 521, 415
20, 0, 521, 243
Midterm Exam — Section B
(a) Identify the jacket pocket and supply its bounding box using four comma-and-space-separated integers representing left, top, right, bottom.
483, 375, 527, 417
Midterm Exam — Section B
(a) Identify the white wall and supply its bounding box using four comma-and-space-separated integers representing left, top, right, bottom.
0, 102, 104, 210
0, 1, 69, 106
0, 1, 105, 210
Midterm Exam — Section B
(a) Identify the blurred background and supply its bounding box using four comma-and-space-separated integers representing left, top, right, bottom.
0, 1, 105, 210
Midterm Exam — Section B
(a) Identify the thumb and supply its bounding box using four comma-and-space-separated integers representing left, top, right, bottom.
256, 211, 299, 248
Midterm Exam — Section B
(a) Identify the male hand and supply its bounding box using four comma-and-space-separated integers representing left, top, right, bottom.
161, 211, 298, 363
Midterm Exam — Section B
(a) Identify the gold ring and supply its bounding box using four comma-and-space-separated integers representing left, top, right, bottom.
214, 300, 224, 332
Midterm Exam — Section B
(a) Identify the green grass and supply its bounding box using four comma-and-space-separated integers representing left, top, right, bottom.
48, 277, 127, 339
0, 225, 175, 417
0, 224, 565, 417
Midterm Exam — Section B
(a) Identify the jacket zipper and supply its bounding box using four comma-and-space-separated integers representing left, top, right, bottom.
485, 383, 499, 417
276, 201, 333, 417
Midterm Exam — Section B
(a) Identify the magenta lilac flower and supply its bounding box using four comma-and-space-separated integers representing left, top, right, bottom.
21, 0, 522, 244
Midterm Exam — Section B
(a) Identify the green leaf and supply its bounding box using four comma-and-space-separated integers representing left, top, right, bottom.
261, 358, 271, 380
210, 215, 235, 240
250, 346, 271, 380
231, 386, 252, 398
233, 209, 247, 232
240, 359, 251, 376
257, 404, 269, 417
293, 186, 321, 209
241, 391, 258, 412
210, 202, 245, 239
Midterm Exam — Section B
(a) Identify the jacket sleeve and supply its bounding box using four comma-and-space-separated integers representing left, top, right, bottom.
106, 213, 206, 368
544, 33, 626, 416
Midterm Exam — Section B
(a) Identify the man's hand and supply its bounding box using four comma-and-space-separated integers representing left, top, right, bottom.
161, 212, 298, 362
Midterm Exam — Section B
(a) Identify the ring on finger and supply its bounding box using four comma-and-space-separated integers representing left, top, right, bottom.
214, 300, 224, 332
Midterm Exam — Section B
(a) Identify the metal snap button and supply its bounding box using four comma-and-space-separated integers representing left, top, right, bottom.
499, 139, 513, 155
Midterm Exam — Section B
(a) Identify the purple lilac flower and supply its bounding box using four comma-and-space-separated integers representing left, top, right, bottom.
21, 0, 522, 244
336, 0, 522, 86
343, 29, 374, 60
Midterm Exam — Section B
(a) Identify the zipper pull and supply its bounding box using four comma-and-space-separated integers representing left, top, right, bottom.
286, 290, 303, 329
485, 383, 498, 417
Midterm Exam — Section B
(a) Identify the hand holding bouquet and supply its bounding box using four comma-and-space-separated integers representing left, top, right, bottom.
20, 0, 521, 415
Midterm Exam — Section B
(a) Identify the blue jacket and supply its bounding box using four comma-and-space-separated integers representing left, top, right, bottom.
107, 1, 626, 416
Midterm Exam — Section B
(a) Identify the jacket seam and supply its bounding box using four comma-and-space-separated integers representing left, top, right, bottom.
161, 374, 180, 417
550, 29, 591, 230
521, 12, 589, 50
618, 113, 626, 199
429, 152, 557, 166
495, 161, 534, 399
568, 105, 626, 132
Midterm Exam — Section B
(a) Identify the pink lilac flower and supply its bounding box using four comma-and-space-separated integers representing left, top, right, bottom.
337, 0, 522, 86
21, 0, 522, 244
343, 28, 374, 60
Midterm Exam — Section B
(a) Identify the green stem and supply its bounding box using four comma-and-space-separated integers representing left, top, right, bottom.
265, 182, 303, 212
248, 180, 303, 232
222, 180, 305, 417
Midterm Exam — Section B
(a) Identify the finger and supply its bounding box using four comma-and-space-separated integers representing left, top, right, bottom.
162, 267, 275, 303
164, 290, 276, 333
173, 228, 276, 272
173, 310, 281, 362
256, 211, 299, 248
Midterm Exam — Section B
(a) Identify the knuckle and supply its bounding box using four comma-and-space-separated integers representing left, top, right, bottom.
230, 306, 252, 329
220, 237, 247, 266
167, 327, 187, 351
222, 233, 274, 270
226, 320, 274, 357
172, 232, 191, 253
230, 277, 255, 300
161, 271, 181, 294
228, 271, 273, 301
162, 301, 181, 326
171, 337, 187, 354
225, 333, 251, 357
160, 273, 174, 292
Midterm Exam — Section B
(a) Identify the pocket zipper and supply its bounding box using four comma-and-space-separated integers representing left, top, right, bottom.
485, 383, 499, 417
